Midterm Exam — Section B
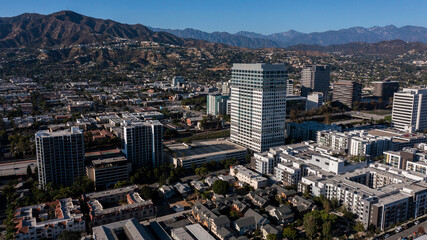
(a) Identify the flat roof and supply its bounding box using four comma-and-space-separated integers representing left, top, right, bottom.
166, 139, 246, 161
91, 156, 128, 165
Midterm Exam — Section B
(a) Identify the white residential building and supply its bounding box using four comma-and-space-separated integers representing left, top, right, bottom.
13, 198, 85, 240
230, 165, 268, 189
230, 63, 287, 152
392, 88, 427, 133
122, 120, 163, 169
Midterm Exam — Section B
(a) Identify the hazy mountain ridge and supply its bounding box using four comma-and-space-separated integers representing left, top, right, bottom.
151, 25, 427, 48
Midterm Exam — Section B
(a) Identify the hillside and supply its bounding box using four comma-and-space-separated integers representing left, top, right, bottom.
0, 11, 221, 49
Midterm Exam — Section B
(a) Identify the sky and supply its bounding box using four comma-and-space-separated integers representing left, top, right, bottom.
0, 0, 426, 34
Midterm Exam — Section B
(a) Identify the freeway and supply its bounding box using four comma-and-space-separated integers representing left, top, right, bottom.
0, 159, 36, 177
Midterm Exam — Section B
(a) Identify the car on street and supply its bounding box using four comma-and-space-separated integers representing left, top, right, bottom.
414, 220, 420, 225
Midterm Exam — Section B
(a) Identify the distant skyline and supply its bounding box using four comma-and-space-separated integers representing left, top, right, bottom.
1, 0, 426, 34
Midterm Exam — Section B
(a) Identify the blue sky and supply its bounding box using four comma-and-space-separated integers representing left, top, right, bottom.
0, 0, 426, 34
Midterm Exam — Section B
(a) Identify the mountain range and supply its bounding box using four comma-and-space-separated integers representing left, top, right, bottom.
0, 10, 426, 57
150, 25, 427, 49
0, 10, 221, 49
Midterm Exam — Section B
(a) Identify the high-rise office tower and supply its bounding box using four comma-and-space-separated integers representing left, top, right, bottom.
35, 127, 85, 189
122, 120, 163, 169
230, 63, 287, 152
392, 89, 427, 133
332, 80, 362, 107
301, 65, 330, 99
207, 93, 230, 116
373, 80, 399, 100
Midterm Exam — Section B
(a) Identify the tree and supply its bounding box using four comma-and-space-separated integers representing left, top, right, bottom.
195, 167, 208, 177
266, 233, 278, 240
282, 226, 298, 240
26, 165, 33, 179
322, 221, 332, 240
354, 221, 365, 232
212, 180, 228, 195
323, 200, 331, 212
303, 213, 318, 240
114, 180, 131, 189
290, 109, 298, 122
140, 186, 155, 200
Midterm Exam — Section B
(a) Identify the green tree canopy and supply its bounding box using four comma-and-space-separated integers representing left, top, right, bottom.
212, 180, 228, 195
282, 226, 298, 240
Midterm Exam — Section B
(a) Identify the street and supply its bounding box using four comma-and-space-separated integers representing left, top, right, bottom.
386, 221, 426, 240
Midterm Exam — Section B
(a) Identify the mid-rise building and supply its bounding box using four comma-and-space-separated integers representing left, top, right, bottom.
35, 127, 85, 189
167, 139, 246, 169
86, 156, 131, 190
373, 80, 399, 100
286, 121, 342, 142
172, 76, 185, 88
384, 143, 427, 172
207, 93, 230, 116
332, 80, 362, 107
317, 128, 427, 156
286, 79, 294, 95
230, 165, 268, 189
306, 92, 324, 111
392, 88, 427, 133
221, 80, 231, 95
84, 185, 155, 226
230, 63, 287, 152
122, 120, 163, 169
300, 165, 427, 230
13, 198, 85, 240
300, 65, 330, 99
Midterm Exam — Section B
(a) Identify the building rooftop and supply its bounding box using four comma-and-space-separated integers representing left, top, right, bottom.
91, 156, 128, 166
185, 223, 216, 240
167, 139, 246, 160
92, 218, 155, 240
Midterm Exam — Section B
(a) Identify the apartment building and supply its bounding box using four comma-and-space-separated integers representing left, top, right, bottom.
83, 185, 155, 226
13, 198, 85, 240
287, 121, 342, 142
35, 127, 85, 189
230, 165, 268, 189
122, 120, 163, 169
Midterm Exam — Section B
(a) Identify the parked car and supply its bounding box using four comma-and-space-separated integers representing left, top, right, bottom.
414, 220, 420, 225
395, 226, 403, 233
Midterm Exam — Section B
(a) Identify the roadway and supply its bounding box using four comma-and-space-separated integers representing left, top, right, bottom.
385, 219, 427, 240
0, 159, 36, 177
